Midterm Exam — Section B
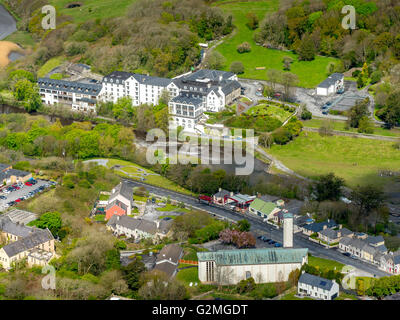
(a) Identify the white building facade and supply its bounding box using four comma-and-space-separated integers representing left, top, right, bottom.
297, 272, 339, 300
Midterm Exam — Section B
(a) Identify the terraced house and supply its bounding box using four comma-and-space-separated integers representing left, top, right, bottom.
0, 215, 55, 270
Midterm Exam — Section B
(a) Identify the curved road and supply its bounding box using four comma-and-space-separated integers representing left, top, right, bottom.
124, 178, 391, 278
0, 5, 16, 40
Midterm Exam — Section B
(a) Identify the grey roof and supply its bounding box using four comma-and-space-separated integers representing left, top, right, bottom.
107, 215, 170, 235
132, 74, 171, 87
0, 163, 11, 172
197, 248, 308, 266
0, 216, 34, 238
340, 237, 367, 251
0, 168, 30, 181
2, 229, 53, 258
38, 78, 102, 96
220, 80, 241, 95
185, 69, 235, 82
154, 261, 179, 278
303, 220, 337, 233
367, 235, 385, 245
362, 244, 377, 255
171, 94, 203, 106
319, 227, 353, 240
214, 189, 230, 198
106, 199, 128, 212
102, 71, 134, 82
4, 209, 38, 225
375, 244, 388, 253
156, 244, 183, 264
317, 73, 344, 88
298, 273, 334, 291
109, 182, 133, 205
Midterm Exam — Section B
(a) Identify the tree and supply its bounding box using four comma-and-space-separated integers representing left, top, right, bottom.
280, 72, 299, 100
314, 173, 345, 201
300, 105, 312, 120
203, 51, 226, 70
282, 56, 293, 70
122, 258, 146, 291
351, 184, 386, 217
258, 132, 274, 148
13, 79, 34, 101
357, 116, 374, 134
230, 61, 244, 74
112, 97, 134, 123
347, 98, 370, 128
245, 12, 259, 30
266, 69, 282, 91
30, 211, 63, 239
297, 34, 315, 61
236, 219, 251, 232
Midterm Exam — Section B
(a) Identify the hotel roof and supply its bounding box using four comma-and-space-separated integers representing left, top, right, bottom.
38, 78, 102, 96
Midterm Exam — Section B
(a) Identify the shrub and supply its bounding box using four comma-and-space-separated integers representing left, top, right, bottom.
230, 61, 244, 74
272, 127, 292, 145
237, 42, 251, 53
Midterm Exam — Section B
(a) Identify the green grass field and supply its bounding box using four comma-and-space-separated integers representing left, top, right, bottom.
212, 0, 338, 88
176, 267, 199, 285
37, 56, 66, 78
246, 104, 293, 122
267, 132, 400, 188
48, 0, 137, 23
4, 31, 35, 48
302, 118, 400, 138
308, 255, 345, 272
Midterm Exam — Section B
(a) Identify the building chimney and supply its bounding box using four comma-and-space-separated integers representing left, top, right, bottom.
257, 192, 261, 198
323, 225, 327, 230
219, 188, 221, 192
339, 224, 342, 229
337, 231, 341, 238
283, 213, 293, 248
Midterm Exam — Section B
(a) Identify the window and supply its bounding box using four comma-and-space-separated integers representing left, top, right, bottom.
245, 271, 251, 279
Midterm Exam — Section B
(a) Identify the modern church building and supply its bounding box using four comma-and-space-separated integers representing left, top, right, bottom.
197, 213, 308, 285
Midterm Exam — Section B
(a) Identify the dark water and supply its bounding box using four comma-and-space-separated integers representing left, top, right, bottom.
0, 104, 74, 126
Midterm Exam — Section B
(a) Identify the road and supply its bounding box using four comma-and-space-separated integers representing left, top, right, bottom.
124, 178, 391, 278
0, 5, 16, 40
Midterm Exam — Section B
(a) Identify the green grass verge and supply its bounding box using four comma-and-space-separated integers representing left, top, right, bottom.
176, 267, 199, 285
47, 0, 138, 23
212, 0, 338, 88
246, 104, 293, 122
267, 131, 400, 188
302, 118, 400, 137
4, 31, 35, 47
308, 255, 345, 272
94, 214, 105, 222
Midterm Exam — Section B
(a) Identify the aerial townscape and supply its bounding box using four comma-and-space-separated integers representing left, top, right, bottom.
0, 0, 399, 306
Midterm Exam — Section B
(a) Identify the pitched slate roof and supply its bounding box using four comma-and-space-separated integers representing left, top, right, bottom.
154, 262, 179, 278
367, 235, 385, 245
303, 220, 337, 233
317, 73, 344, 88
38, 78, 102, 96
220, 80, 241, 95
0, 168, 31, 181
186, 69, 235, 82
197, 248, 308, 266
132, 74, 171, 87
0, 216, 34, 238
109, 182, 133, 205
229, 194, 255, 204
249, 198, 278, 216
298, 273, 334, 291
213, 189, 230, 198
103, 71, 134, 82
0, 163, 11, 172
2, 229, 53, 258
106, 199, 128, 212
171, 94, 203, 106
5, 209, 38, 225
107, 215, 171, 236
156, 244, 183, 264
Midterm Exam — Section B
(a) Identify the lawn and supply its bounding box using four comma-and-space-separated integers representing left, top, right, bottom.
267, 131, 400, 188
4, 31, 35, 48
47, 0, 137, 23
99, 194, 109, 201
212, 0, 338, 88
280, 291, 314, 300
103, 158, 194, 196
302, 118, 400, 138
176, 267, 199, 285
308, 255, 345, 272
246, 104, 293, 122
94, 214, 105, 222
37, 56, 66, 78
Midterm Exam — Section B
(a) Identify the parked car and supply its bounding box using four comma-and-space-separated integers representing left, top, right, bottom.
342, 252, 351, 257
274, 243, 282, 247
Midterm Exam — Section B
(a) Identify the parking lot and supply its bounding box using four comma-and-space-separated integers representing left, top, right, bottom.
0, 179, 56, 212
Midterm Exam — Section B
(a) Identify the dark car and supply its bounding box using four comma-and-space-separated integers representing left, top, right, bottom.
343, 252, 351, 257
274, 243, 282, 247
268, 240, 276, 245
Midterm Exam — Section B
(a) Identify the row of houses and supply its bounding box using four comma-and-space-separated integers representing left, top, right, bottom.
0, 209, 55, 270
0, 163, 32, 186
38, 69, 242, 131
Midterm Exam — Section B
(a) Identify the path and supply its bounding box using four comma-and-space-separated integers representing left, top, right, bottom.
0, 5, 16, 40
